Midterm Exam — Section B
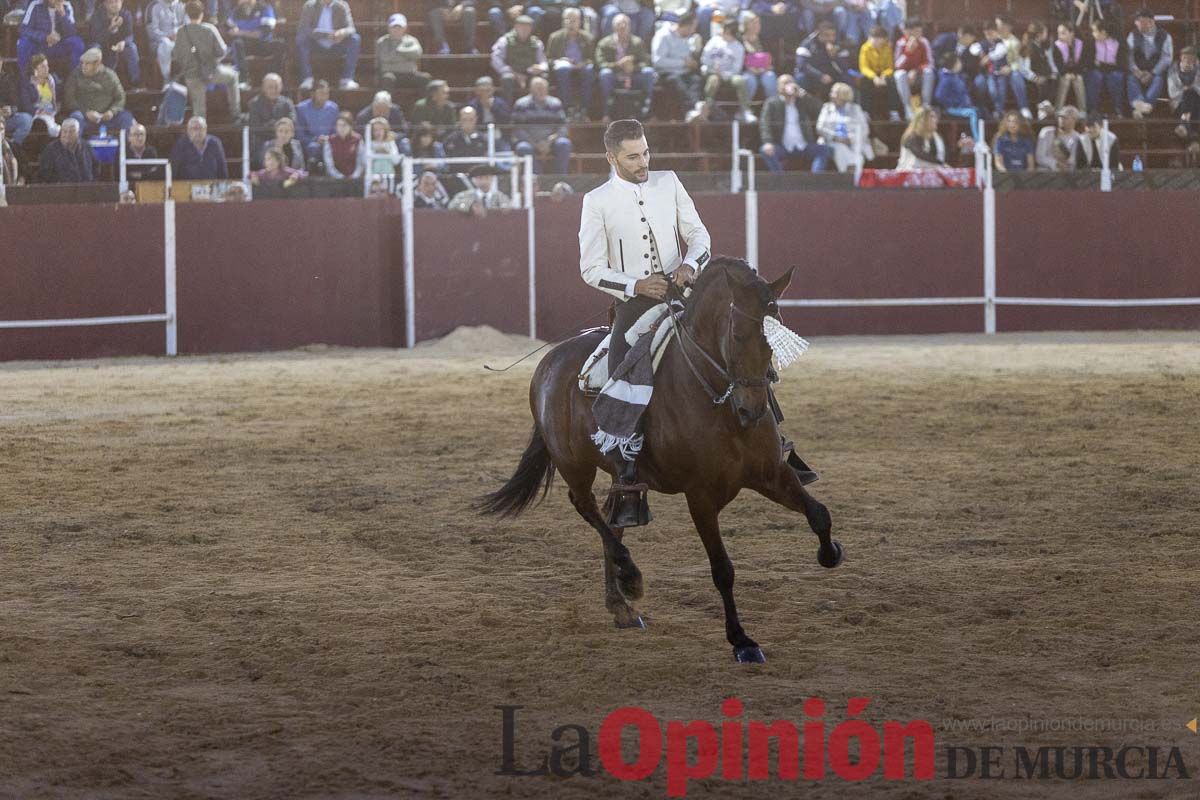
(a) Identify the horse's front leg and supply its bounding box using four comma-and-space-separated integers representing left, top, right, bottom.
754, 464, 843, 569
685, 493, 764, 663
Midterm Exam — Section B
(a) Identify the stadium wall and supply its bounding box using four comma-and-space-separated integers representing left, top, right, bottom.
2, 191, 1198, 362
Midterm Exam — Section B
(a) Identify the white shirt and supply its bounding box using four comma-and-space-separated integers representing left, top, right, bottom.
782, 100, 805, 152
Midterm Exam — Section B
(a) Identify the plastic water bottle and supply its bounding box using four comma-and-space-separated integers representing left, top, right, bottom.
1132, 154, 1144, 172
99, 124, 107, 138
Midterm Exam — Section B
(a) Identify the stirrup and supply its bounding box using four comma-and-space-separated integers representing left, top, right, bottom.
781, 439, 820, 486
604, 482, 652, 528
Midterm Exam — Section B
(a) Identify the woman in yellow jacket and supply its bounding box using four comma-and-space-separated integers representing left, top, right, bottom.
858, 25, 903, 121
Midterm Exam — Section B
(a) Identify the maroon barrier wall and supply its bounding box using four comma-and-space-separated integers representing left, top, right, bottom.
528, 194, 747, 340
175, 199, 394, 354
409, 208, 529, 342
0, 203, 166, 361
995, 191, 1200, 331
756, 191, 986, 336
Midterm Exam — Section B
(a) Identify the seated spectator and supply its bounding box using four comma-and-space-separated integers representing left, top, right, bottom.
935, 53, 981, 138
17, 0, 86, 76
449, 163, 511, 214
982, 16, 1029, 119
743, 0, 800, 55
858, 24, 901, 121
1051, 22, 1088, 113
896, 105, 945, 169
409, 121, 447, 169
1126, 9, 1172, 119
652, 11, 704, 122
1019, 22, 1058, 118
225, 0, 283, 79
170, 1, 240, 122
547, 8, 595, 121
1035, 104, 1081, 170
758, 73, 831, 172
740, 13, 776, 103
1086, 19, 1126, 116
147, 0, 187, 86
170, 115, 227, 178
361, 115, 402, 177
295, 79, 339, 160
893, 18, 933, 118
1049, 0, 1119, 26
599, 0, 653, 41
65, 48, 134, 134
798, 22, 851, 101
20, 53, 61, 136
355, 90, 407, 137
377, 13, 430, 92
296, 0, 360, 91
1, 117, 20, 189
694, 0, 740, 43
1076, 112, 1119, 168
428, 0, 478, 55
224, 181, 248, 201
410, 79, 458, 130
247, 73, 294, 160
835, 0, 873, 46
549, 180, 573, 199
703, 18, 753, 123
87, 0, 139, 86
38, 116, 96, 181
261, 116, 305, 169
251, 146, 305, 186
511, 75, 572, 173
467, 75, 513, 126
322, 110, 363, 178
124, 122, 163, 180
2, 66, 35, 144
991, 109, 1034, 171
414, 169, 449, 208
492, 15, 548, 103
817, 80, 875, 172
1169, 45, 1200, 141
443, 105, 486, 157
597, 12, 654, 119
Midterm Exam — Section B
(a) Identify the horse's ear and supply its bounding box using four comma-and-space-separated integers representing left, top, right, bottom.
768, 266, 796, 299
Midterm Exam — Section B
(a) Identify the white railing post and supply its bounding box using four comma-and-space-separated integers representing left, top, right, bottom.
740, 148, 758, 270
510, 163, 520, 207
118, 127, 128, 194
487, 123, 496, 165
164, 162, 177, 355
730, 119, 742, 193
525, 154, 536, 340
401, 155, 415, 348
1100, 117, 1112, 191
983, 148, 996, 335
242, 125, 251, 185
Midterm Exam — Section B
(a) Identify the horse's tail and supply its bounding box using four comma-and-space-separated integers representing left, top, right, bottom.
476, 425, 556, 517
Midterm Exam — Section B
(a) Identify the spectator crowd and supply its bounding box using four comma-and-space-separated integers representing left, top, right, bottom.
0, 0, 1196, 191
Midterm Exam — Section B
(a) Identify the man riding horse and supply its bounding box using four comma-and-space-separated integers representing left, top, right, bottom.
579, 119, 819, 528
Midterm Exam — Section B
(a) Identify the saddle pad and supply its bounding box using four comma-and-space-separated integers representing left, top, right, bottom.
578, 304, 676, 393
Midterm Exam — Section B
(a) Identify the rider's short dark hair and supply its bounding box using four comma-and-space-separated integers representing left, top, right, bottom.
604, 119, 645, 153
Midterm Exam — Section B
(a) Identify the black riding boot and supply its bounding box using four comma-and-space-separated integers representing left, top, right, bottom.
768, 386, 820, 486
604, 453, 652, 528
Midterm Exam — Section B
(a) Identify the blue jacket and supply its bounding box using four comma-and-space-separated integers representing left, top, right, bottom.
169, 133, 228, 179
466, 95, 513, 126
19, 74, 58, 114
87, 6, 134, 51
934, 68, 971, 109
295, 98, 340, 149
19, 0, 81, 44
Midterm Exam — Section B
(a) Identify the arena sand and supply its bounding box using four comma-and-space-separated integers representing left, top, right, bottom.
1, 328, 1198, 799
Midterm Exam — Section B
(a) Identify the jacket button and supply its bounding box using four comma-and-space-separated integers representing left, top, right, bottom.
642, 234, 647, 239
643, 270, 649, 276
640, 217, 646, 222
638, 200, 644, 205
644, 253, 649, 258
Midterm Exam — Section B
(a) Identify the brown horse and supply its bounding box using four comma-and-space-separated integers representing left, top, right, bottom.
477, 257, 843, 663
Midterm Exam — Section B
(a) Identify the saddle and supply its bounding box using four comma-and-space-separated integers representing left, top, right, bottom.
577, 304, 678, 395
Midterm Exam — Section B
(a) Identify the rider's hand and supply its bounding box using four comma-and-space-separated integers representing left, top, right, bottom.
672, 264, 695, 287
634, 274, 669, 300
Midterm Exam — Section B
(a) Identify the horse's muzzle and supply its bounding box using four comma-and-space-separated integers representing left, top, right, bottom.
734, 404, 768, 428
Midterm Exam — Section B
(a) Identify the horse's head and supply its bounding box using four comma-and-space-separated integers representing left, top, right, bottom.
685, 258, 795, 428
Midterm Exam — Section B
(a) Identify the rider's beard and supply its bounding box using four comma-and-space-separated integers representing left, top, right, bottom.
617, 162, 649, 183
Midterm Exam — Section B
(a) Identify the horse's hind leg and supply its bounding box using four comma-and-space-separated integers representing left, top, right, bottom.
756, 468, 843, 568
562, 465, 646, 628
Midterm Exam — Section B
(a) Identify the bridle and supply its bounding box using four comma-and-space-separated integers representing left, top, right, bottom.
665, 283, 779, 408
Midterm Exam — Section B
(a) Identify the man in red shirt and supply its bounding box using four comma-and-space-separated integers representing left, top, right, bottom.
894, 17, 933, 119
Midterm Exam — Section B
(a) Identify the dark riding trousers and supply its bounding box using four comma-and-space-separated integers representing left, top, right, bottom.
606, 294, 662, 379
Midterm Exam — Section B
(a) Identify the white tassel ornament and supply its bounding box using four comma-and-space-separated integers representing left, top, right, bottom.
762, 315, 810, 370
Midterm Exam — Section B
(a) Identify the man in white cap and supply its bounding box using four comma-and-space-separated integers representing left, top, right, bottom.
377, 13, 430, 91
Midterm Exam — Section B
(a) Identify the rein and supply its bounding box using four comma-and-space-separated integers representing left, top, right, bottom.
665, 283, 778, 407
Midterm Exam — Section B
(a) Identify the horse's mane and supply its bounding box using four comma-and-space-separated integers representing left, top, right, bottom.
682, 256, 763, 325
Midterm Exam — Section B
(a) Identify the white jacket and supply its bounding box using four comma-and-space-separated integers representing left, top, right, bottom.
579, 170, 711, 302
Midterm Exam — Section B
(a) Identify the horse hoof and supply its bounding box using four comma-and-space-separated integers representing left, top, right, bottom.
733, 645, 766, 664
615, 615, 646, 630
817, 540, 844, 569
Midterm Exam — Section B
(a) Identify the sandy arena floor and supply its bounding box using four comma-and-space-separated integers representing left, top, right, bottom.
1, 329, 1198, 799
